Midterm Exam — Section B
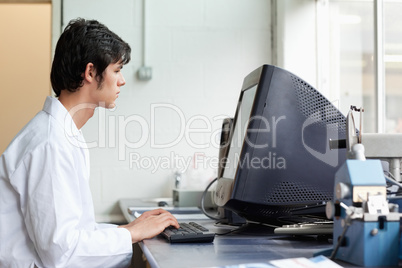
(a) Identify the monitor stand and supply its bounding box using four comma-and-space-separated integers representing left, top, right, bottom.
216, 207, 246, 226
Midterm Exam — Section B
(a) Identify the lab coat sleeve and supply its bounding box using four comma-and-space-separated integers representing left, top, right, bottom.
97, 223, 120, 229
21, 142, 132, 268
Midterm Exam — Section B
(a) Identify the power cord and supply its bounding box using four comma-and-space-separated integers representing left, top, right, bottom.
200, 177, 221, 221
200, 178, 284, 236
215, 222, 250, 236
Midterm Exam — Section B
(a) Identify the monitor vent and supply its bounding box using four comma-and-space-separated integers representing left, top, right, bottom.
253, 207, 292, 217
291, 75, 346, 134
263, 181, 332, 205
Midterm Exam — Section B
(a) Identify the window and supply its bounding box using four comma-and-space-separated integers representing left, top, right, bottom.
324, 0, 402, 133
384, 1, 402, 133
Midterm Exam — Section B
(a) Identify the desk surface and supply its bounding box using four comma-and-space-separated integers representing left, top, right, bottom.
119, 199, 358, 268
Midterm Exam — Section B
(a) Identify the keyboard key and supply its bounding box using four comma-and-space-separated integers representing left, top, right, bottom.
161, 222, 215, 243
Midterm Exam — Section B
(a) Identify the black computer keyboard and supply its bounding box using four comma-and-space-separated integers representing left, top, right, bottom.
161, 222, 215, 243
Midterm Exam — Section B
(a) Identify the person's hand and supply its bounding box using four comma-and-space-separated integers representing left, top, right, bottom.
119, 209, 179, 243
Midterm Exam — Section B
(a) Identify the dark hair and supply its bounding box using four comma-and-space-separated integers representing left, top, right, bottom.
50, 18, 131, 97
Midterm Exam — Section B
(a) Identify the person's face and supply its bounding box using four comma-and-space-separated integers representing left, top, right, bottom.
93, 61, 126, 109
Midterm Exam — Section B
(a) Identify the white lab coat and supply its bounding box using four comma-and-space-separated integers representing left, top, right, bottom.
0, 97, 132, 267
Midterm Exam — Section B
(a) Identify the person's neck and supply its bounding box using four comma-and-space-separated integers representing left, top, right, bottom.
58, 91, 96, 130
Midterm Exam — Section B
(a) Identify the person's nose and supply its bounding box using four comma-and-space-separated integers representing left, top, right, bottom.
119, 72, 126, 86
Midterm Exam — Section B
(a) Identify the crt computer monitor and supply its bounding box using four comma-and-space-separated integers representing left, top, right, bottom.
214, 64, 347, 225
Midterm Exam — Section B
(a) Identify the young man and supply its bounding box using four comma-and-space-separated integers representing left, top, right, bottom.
0, 18, 179, 267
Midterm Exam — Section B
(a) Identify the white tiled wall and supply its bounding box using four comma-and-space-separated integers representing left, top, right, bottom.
63, 0, 272, 221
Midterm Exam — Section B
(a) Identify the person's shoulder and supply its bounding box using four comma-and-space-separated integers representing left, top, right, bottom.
12, 110, 55, 148
1, 110, 68, 170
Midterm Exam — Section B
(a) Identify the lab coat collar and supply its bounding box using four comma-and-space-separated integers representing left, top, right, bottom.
42, 96, 81, 137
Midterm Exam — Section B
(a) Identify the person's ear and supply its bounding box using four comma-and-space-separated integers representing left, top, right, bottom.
83, 63, 96, 83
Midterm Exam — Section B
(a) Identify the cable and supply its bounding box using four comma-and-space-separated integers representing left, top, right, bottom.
330, 220, 349, 260
200, 177, 221, 221
385, 172, 402, 188
330, 202, 353, 260
247, 220, 280, 229
215, 222, 250, 236
384, 173, 402, 196
200, 178, 283, 236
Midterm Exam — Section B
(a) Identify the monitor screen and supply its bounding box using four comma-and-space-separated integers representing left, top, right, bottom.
214, 65, 347, 225
223, 85, 257, 180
